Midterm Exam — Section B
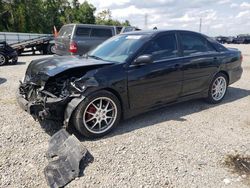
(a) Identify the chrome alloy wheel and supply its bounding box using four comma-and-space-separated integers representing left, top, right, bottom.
83, 97, 117, 134
0, 54, 5, 65
211, 76, 227, 101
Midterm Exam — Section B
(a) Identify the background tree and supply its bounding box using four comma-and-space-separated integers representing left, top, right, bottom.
0, 0, 131, 33
96, 9, 131, 26
71, 1, 96, 24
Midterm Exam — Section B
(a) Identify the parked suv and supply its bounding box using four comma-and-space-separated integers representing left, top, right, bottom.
55, 24, 118, 56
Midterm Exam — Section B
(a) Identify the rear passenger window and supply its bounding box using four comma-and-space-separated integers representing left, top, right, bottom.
91, 28, 113, 38
180, 33, 216, 56
76, 28, 91, 36
142, 34, 178, 61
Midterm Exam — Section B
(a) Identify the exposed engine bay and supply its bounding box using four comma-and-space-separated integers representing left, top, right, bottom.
17, 66, 101, 123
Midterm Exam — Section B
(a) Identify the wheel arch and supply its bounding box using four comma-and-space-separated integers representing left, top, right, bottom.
90, 87, 125, 119
218, 70, 229, 85
64, 87, 125, 128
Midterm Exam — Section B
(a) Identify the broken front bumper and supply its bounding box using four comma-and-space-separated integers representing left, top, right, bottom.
16, 89, 42, 116
16, 87, 67, 121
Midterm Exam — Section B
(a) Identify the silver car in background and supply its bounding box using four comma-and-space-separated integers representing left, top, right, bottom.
55, 24, 117, 56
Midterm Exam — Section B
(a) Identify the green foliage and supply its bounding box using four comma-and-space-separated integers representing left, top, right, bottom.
96, 9, 131, 26
0, 0, 129, 34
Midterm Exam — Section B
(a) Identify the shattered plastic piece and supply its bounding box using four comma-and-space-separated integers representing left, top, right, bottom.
44, 129, 91, 188
46, 129, 70, 159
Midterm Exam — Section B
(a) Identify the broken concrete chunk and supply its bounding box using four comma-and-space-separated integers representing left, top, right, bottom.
44, 129, 92, 188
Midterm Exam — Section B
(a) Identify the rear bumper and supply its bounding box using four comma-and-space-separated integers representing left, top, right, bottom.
229, 66, 243, 85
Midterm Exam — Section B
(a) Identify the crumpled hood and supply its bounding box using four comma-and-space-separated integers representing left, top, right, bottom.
26, 56, 113, 77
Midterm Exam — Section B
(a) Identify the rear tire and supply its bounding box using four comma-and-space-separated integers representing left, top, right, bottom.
11, 57, 18, 65
0, 53, 7, 66
206, 73, 228, 104
47, 44, 56, 54
72, 90, 121, 138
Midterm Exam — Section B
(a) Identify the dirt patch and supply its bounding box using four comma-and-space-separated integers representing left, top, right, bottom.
243, 66, 250, 71
0, 98, 16, 105
245, 120, 250, 127
224, 154, 250, 185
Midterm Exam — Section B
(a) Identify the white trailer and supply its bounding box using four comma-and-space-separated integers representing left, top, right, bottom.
0, 32, 55, 54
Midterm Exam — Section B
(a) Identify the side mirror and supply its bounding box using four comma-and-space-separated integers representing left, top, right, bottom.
133, 55, 153, 66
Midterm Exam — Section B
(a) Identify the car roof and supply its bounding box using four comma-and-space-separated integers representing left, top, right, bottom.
122, 29, 205, 37
63, 23, 115, 28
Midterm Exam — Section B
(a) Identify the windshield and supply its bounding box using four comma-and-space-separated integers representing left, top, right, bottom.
88, 34, 147, 63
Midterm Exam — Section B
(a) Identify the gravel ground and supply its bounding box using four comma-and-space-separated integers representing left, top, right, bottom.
0, 45, 250, 188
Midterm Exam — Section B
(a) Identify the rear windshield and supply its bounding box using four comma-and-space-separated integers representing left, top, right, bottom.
91, 28, 113, 38
58, 25, 74, 37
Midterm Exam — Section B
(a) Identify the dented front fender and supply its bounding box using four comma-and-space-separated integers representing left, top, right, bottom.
63, 96, 85, 127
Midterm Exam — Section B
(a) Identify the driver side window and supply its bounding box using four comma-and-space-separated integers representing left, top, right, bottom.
142, 34, 178, 61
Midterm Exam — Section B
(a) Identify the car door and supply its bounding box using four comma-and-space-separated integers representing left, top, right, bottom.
178, 32, 219, 97
127, 33, 183, 109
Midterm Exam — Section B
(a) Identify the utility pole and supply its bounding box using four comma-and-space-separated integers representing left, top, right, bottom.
144, 13, 148, 29
199, 18, 202, 33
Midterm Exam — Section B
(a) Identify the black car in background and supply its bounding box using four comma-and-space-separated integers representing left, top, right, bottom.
215, 36, 229, 44
17, 30, 243, 138
233, 35, 250, 44
0, 41, 18, 66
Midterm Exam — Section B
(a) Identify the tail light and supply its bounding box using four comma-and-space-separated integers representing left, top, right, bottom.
240, 54, 243, 61
69, 41, 77, 53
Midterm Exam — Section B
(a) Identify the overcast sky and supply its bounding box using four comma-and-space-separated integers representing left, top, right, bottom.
80, 0, 250, 36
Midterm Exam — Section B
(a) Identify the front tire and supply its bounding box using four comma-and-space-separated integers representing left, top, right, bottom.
72, 90, 121, 138
206, 73, 228, 104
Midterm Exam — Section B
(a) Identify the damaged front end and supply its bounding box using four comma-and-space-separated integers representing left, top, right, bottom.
17, 70, 99, 123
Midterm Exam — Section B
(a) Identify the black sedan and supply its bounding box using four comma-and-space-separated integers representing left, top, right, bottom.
17, 30, 243, 138
0, 41, 18, 65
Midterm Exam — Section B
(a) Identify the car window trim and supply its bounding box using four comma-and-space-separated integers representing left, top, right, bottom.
153, 56, 184, 63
